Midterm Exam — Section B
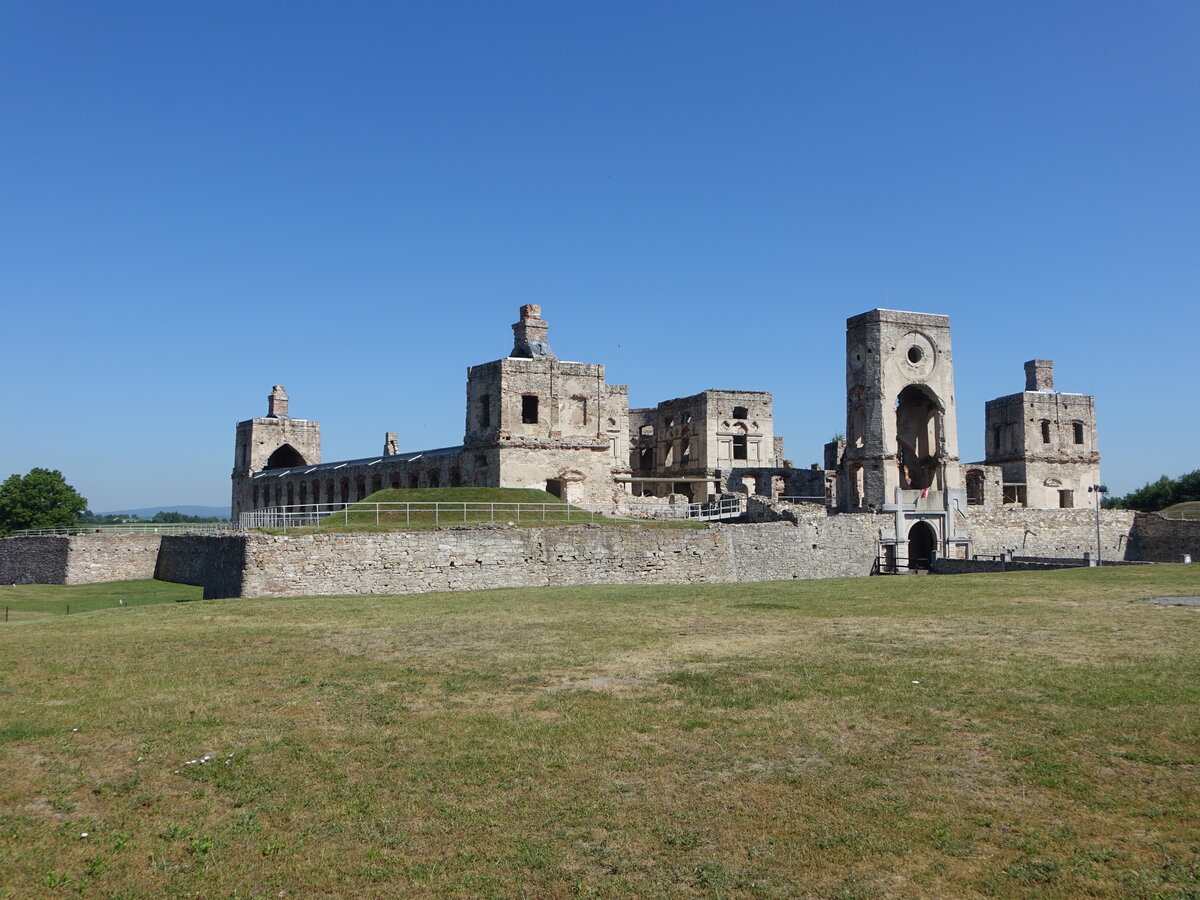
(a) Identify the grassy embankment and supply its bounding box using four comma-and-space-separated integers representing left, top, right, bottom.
258, 487, 706, 533
1, 565, 1198, 898
1160, 501, 1200, 520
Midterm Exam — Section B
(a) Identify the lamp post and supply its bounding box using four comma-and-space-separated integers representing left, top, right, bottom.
1088, 484, 1108, 565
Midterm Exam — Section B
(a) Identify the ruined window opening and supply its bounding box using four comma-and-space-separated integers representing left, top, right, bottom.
475, 452, 488, 468
1040, 419, 1051, 444
1002, 484, 1027, 506
521, 394, 539, 424
966, 470, 984, 506
681, 435, 691, 464
339, 478, 350, 502
389, 474, 400, 490
408, 473, 419, 489
252, 484, 259, 508
262, 484, 271, 507
1059, 489, 1074, 509
640, 424, 654, 436
299, 483, 307, 506
907, 345, 924, 364
1073, 422, 1084, 445
639, 445, 654, 473
732, 406, 749, 419
733, 434, 748, 460
450, 468, 462, 487
895, 385, 942, 490
664, 416, 675, 429
265, 443, 306, 469
371, 475, 383, 494
355, 477, 367, 500
427, 470, 440, 488
992, 425, 1002, 451
479, 394, 491, 428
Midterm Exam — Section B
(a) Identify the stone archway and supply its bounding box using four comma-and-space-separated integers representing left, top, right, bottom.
907, 520, 938, 571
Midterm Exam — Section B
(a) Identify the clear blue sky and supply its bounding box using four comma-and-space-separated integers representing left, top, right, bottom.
2, 2, 1196, 511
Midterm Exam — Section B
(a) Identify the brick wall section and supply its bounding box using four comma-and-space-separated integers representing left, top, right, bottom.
967, 508, 1136, 560
1128, 513, 1200, 563
155, 535, 247, 599
63, 535, 162, 584
0, 536, 70, 584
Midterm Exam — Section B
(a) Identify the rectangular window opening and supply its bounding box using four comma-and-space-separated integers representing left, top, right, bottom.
1059, 489, 1074, 508
1073, 422, 1084, 445
521, 395, 539, 424
479, 394, 491, 428
733, 434, 748, 460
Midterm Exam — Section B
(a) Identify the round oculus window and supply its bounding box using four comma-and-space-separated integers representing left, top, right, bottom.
907, 345, 924, 364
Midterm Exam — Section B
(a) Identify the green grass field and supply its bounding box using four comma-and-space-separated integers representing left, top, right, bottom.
2, 566, 1198, 898
0, 580, 201, 623
1160, 501, 1200, 520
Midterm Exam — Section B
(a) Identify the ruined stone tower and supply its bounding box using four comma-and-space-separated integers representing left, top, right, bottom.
231, 385, 322, 517
463, 305, 629, 504
981, 360, 1101, 509
841, 310, 963, 510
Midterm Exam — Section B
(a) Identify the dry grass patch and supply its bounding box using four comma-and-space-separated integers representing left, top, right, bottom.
1, 565, 1198, 898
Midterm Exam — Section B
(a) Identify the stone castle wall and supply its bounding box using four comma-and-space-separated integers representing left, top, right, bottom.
0, 535, 162, 585
967, 508, 1136, 560
155, 517, 885, 599
1129, 512, 1200, 562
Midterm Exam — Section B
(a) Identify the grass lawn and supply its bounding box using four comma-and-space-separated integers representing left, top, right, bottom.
0, 580, 201, 623
1160, 501, 1200, 520
1, 566, 1198, 898
259, 486, 705, 534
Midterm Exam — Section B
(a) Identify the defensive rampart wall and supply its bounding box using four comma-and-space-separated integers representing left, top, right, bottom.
1129, 512, 1200, 562
966, 509, 1136, 561
0, 534, 161, 585
156, 517, 884, 599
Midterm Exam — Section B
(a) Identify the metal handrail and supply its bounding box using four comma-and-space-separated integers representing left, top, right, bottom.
11, 523, 233, 536
239, 501, 607, 532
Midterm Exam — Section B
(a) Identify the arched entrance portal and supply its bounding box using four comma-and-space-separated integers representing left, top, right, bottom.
907, 520, 938, 571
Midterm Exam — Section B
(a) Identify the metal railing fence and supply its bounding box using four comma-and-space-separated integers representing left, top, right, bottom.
12, 523, 233, 536
240, 501, 607, 532
617, 497, 745, 521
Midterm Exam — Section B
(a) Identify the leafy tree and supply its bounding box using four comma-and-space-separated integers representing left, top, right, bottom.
0, 468, 89, 534
1108, 468, 1200, 512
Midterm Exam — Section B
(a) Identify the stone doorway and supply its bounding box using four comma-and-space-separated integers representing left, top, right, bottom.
907, 521, 938, 571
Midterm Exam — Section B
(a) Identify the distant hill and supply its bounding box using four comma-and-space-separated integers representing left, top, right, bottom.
96, 505, 231, 520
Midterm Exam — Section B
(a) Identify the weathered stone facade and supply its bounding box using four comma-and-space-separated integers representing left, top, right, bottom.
969, 359, 1102, 510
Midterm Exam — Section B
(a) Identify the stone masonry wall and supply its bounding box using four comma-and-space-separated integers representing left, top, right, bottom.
0, 536, 70, 585
156, 534, 247, 599
967, 508, 1136, 561
172, 518, 887, 599
64, 535, 162, 584
1128, 513, 1200, 563
0, 535, 160, 585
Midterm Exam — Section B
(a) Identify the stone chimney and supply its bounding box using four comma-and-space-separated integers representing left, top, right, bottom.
383, 432, 399, 456
511, 304, 554, 358
267, 385, 289, 418
1024, 360, 1054, 392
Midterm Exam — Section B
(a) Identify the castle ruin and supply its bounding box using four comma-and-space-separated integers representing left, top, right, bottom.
231, 304, 1103, 569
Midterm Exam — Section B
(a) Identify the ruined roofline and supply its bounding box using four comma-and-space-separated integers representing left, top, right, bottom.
846, 308, 950, 328
248, 445, 464, 478
237, 416, 316, 427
